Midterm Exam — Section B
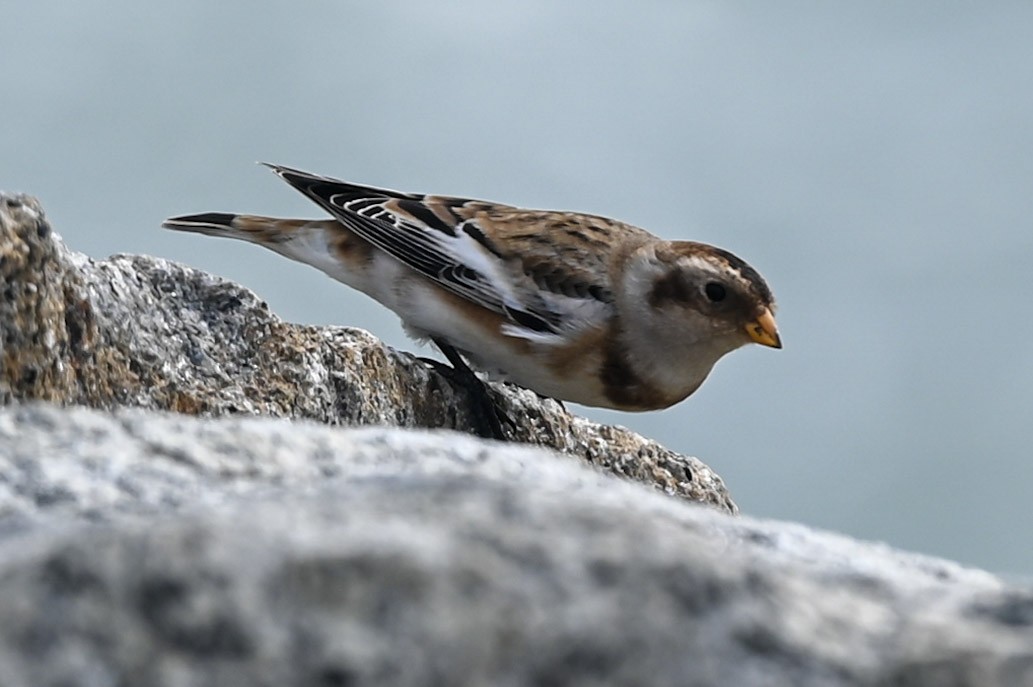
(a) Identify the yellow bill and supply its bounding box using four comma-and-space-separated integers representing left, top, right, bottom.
745, 308, 782, 349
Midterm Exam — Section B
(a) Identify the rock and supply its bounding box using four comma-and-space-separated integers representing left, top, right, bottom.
0, 402, 1031, 687
4, 192, 1032, 687
0, 193, 732, 511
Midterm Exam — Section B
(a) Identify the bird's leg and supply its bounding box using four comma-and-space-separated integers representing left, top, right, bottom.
427, 338, 514, 440
417, 355, 460, 381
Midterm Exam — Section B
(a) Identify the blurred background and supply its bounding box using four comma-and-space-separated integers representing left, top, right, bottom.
3, 2, 1031, 576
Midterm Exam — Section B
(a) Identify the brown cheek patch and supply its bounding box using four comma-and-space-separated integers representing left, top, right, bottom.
648, 271, 694, 309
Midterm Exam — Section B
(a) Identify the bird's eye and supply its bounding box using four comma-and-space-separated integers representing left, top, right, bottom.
704, 282, 727, 302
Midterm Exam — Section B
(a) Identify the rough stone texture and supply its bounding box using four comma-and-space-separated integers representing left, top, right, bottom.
5, 192, 1033, 687
0, 193, 732, 511
1, 402, 1032, 687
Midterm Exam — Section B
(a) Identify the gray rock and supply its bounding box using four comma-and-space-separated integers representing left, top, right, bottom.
0, 192, 732, 511
0, 402, 1031, 687
3, 192, 1033, 687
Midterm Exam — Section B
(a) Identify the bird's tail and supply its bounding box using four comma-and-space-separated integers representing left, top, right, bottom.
162, 213, 338, 246
163, 211, 374, 286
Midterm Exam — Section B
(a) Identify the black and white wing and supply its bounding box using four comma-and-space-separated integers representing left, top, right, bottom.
265, 164, 628, 340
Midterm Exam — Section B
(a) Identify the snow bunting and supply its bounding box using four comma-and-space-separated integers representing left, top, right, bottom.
164, 165, 780, 437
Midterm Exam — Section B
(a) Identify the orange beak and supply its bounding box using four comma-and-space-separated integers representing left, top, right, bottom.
745, 307, 782, 349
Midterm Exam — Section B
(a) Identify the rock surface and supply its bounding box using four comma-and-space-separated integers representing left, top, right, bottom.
2, 192, 1033, 687
0, 193, 732, 511
1, 402, 1032, 687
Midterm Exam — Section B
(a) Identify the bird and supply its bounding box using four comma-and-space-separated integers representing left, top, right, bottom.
163, 164, 781, 439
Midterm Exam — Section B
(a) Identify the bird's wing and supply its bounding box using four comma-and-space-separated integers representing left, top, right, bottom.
266, 164, 648, 340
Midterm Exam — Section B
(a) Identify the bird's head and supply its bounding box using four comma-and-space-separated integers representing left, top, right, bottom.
636, 241, 781, 352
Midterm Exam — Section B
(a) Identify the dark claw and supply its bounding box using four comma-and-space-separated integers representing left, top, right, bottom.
466, 381, 516, 440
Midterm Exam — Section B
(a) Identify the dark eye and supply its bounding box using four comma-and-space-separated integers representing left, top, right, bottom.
704, 282, 727, 302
